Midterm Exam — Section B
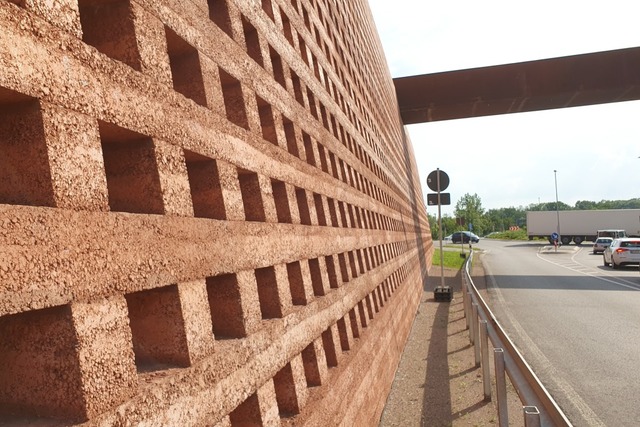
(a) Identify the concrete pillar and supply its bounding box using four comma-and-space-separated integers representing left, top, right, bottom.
285, 182, 301, 224
217, 160, 245, 221
200, 56, 225, 115
259, 173, 279, 223
153, 140, 195, 217
177, 280, 215, 364
71, 296, 139, 418
40, 104, 110, 211
273, 263, 293, 315
304, 189, 319, 225
243, 87, 262, 136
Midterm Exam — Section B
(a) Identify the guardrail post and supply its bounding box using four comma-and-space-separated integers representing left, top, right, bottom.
480, 320, 491, 401
494, 348, 509, 427
523, 406, 541, 427
468, 292, 475, 344
460, 275, 466, 307
464, 290, 470, 330
464, 272, 469, 292
461, 279, 469, 330
472, 303, 481, 366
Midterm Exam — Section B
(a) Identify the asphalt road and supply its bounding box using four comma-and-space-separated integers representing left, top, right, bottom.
476, 239, 640, 427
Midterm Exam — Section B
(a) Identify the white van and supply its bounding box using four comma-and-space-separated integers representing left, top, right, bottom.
597, 229, 627, 239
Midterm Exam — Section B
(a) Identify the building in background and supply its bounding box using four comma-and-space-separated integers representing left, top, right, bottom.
0, 0, 432, 425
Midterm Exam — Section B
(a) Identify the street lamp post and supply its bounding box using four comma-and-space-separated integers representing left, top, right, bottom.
554, 170, 561, 244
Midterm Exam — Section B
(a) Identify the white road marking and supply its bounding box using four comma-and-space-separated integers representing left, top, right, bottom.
536, 246, 640, 290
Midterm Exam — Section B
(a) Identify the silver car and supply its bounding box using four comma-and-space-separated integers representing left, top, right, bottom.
603, 238, 640, 268
592, 237, 613, 254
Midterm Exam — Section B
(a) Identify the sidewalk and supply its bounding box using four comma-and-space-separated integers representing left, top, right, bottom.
379, 260, 524, 426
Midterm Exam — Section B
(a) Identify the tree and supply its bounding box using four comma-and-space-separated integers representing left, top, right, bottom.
427, 213, 457, 239
426, 196, 640, 239
484, 207, 526, 233
527, 201, 572, 211
575, 200, 596, 210
454, 193, 486, 235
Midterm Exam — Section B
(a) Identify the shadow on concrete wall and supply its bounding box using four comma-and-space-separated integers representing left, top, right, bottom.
399, 128, 430, 287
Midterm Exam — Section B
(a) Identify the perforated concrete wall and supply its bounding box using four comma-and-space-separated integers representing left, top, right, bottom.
0, 0, 433, 425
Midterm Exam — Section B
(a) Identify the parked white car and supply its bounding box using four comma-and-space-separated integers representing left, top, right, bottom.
603, 238, 640, 269
592, 237, 613, 254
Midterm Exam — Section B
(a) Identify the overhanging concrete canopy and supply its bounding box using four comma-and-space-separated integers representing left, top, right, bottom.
394, 46, 640, 124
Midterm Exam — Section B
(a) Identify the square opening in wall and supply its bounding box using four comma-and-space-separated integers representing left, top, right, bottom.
256, 96, 278, 145
78, 0, 142, 70
206, 273, 249, 339
271, 179, 292, 224
229, 392, 262, 426
238, 168, 266, 222
207, 0, 233, 37
242, 16, 264, 67
273, 363, 301, 416
125, 284, 192, 370
0, 306, 85, 422
254, 266, 283, 319
184, 150, 226, 219
0, 88, 55, 207
165, 27, 207, 107
98, 121, 164, 214
219, 68, 250, 130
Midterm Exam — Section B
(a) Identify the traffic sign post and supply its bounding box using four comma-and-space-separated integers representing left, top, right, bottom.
427, 193, 450, 205
427, 168, 450, 292
427, 169, 450, 192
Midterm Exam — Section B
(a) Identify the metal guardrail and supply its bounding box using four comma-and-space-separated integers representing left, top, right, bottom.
461, 250, 573, 427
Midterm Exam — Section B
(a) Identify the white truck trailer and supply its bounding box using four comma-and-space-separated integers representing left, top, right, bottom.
526, 209, 640, 245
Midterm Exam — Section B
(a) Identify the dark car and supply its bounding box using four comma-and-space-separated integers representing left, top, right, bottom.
451, 231, 480, 244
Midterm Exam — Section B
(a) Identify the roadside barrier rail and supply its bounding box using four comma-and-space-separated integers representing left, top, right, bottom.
461, 250, 573, 427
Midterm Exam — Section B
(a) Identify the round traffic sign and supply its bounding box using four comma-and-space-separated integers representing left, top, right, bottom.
427, 169, 449, 192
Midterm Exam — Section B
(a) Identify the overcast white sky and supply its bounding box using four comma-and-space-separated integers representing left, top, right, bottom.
368, 0, 640, 216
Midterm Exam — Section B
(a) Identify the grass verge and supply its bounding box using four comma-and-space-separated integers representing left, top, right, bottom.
432, 249, 469, 269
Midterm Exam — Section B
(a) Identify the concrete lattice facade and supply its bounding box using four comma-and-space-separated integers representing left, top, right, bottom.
0, 0, 433, 425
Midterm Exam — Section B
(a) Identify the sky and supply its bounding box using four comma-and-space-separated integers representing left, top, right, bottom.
367, 0, 640, 217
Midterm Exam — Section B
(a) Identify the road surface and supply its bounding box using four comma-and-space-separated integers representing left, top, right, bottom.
477, 239, 640, 426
